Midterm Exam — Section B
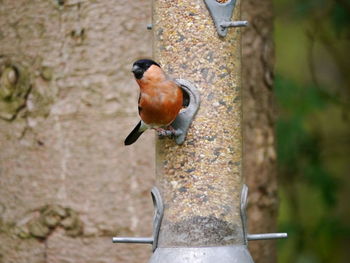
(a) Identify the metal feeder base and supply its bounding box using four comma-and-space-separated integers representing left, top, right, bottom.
149, 246, 254, 263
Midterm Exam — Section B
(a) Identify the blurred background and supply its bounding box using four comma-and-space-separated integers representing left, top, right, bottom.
274, 0, 350, 262
0, 0, 349, 263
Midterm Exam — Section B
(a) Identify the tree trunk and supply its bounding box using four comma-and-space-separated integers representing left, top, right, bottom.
242, 0, 278, 262
0, 1, 154, 262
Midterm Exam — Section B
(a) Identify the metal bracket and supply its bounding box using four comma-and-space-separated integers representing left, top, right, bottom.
158, 79, 200, 145
112, 187, 164, 252
204, 0, 248, 37
240, 184, 249, 244
151, 186, 164, 251
240, 184, 288, 244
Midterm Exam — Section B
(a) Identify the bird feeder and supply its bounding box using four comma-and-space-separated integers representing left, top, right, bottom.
113, 0, 286, 262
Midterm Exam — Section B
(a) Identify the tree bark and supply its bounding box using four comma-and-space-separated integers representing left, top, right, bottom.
242, 0, 278, 262
0, 1, 154, 262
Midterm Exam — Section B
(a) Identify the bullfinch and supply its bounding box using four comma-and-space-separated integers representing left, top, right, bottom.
124, 59, 184, 145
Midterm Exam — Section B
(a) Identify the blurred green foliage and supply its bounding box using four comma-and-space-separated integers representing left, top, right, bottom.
274, 0, 350, 262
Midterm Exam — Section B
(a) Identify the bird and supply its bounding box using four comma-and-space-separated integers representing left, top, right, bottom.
124, 59, 184, 146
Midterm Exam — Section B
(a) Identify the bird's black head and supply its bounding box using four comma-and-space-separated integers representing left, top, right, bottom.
132, 59, 160, 79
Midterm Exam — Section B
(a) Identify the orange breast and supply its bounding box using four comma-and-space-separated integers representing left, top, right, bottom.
138, 80, 183, 127
136, 65, 183, 127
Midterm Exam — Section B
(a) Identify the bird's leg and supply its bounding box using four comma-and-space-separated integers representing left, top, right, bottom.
155, 127, 169, 137
166, 125, 176, 138
167, 125, 183, 136
155, 126, 182, 138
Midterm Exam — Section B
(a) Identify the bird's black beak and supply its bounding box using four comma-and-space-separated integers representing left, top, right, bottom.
132, 65, 139, 73
132, 65, 143, 79
132, 65, 142, 73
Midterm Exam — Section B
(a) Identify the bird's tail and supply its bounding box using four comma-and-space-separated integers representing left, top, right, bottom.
124, 121, 147, 145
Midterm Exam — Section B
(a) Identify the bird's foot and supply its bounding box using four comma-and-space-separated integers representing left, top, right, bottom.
156, 128, 171, 137
156, 126, 182, 138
